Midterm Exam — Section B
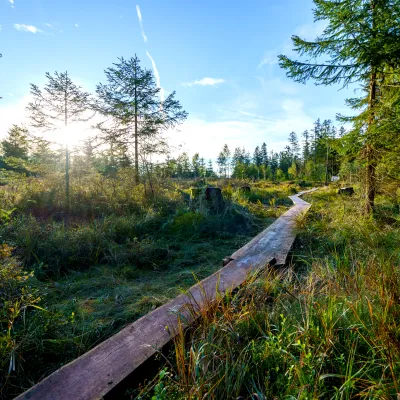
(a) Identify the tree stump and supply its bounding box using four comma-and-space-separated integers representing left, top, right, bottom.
338, 187, 355, 196
205, 187, 225, 213
190, 187, 225, 213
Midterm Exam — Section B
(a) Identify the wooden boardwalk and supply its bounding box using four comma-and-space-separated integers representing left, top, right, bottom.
16, 189, 316, 400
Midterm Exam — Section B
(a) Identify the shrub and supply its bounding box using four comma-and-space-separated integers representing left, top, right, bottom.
0, 244, 42, 397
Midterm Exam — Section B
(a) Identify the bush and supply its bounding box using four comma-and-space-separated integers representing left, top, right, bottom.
0, 244, 42, 397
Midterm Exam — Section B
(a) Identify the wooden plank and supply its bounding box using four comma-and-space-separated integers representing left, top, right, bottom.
16, 189, 316, 400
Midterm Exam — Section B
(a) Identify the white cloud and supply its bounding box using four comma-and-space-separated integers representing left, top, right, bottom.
8, 0, 14, 7
136, 5, 147, 43
146, 51, 164, 102
183, 77, 225, 87
258, 51, 279, 68
256, 77, 299, 96
13, 24, 43, 34
75, 23, 79, 28
168, 99, 314, 160
44, 23, 56, 29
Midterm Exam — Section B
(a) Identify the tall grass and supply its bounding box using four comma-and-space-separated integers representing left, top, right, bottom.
137, 186, 400, 399
0, 177, 299, 398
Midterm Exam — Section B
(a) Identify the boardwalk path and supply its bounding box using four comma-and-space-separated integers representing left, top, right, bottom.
17, 189, 316, 400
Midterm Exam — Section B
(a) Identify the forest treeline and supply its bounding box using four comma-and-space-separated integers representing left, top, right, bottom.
0, 117, 348, 184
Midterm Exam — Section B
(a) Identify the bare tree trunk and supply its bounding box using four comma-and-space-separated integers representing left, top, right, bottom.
134, 72, 139, 185
135, 87, 139, 185
365, 2, 377, 214
65, 71, 70, 211
365, 142, 376, 214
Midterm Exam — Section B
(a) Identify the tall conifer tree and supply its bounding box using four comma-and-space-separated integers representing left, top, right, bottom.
95, 55, 187, 184
279, 0, 400, 212
27, 71, 92, 209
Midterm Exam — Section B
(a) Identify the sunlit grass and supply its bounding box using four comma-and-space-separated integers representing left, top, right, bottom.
0, 174, 299, 398
137, 186, 400, 399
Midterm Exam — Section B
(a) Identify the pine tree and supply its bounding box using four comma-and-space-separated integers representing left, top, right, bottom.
279, 0, 400, 212
243, 149, 251, 166
231, 147, 243, 170
253, 146, 262, 179
1, 125, 30, 160
95, 55, 187, 184
27, 71, 92, 209
222, 144, 231, 177
311, 119, 321, 164
217, 151, 227, 177
288, 131, 300, 161
192, 153, 200, 178
260, 142, 268, 168
177, 153, 191, 179
260, 142, 268, 179
302, 130, 311, 165
207, 159, 214, 177
199, 157, 206, 177
269, 151, 279, 180
31, 136, 57, 172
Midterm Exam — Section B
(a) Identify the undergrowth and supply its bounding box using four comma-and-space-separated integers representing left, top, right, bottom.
136, 187, 400, 399
0, 177, 300, 399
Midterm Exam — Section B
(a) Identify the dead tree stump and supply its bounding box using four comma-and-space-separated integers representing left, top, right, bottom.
190, 187, 224, 213
205, 187, 225, 213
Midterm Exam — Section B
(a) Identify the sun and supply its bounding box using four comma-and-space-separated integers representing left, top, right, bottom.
57, 124, 92, 148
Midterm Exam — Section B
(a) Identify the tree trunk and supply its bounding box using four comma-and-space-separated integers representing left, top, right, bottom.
64, 71, 70, 211
365, 143, 376, 214
365, 72, 377, 212
134, 76, 139, 185
364, 1, 378, 214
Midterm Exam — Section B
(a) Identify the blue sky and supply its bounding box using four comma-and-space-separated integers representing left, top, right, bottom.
0, 0, 357, 160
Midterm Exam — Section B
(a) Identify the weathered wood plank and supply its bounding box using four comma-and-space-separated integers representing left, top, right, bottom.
16, 189, 316, 400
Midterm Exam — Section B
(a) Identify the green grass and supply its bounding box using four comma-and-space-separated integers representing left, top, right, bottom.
0, 177, 301, 399
136, 186, 400, 400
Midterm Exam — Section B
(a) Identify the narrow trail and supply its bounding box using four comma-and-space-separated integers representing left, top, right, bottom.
16, 188, 317, 400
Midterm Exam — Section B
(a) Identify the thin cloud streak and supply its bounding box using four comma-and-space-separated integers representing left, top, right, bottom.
146, 51, 164, 102
136, 5, 148, 43
183, 77, 225, 87
258, 51, 279, 68
13, 24, 43, 34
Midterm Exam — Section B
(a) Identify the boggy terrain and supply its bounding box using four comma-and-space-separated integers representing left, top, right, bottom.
136, 186, 400, 399
0, 175, 302, 398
